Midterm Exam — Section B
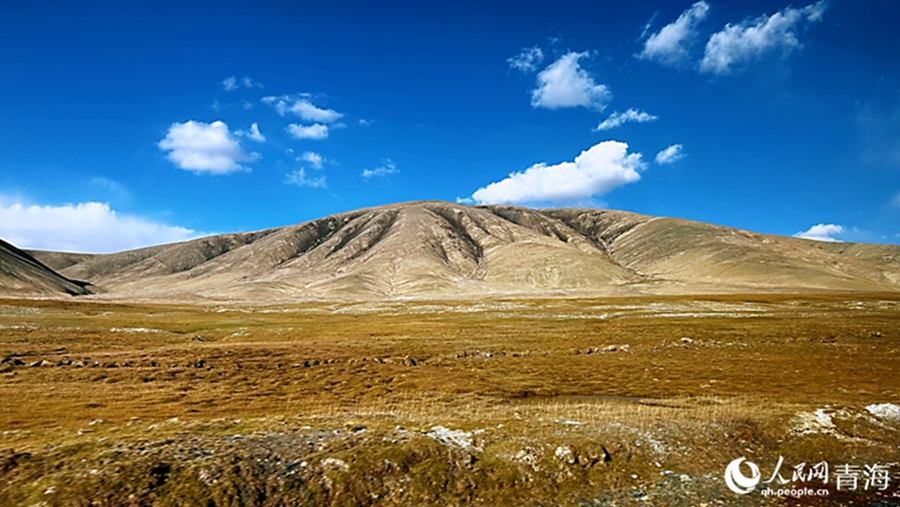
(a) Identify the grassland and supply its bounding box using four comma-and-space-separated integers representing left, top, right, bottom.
1, 293, 900, 506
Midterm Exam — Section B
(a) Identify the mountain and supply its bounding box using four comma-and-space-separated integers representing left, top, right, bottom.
0, 238, 92, 296
19, 201, 900, 301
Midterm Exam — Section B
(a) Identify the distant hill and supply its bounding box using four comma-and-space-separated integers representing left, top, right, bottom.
17, 201, 900, 301
0, 239, 91, 296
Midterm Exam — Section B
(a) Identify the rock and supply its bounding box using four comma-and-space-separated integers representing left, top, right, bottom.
512, 447, 542, 470
321, 457, 349, 470
603, 345, 617, 352
73, 361, 84, 368
11, 358, 25, 366
39, 360, 54, 367
554, 445, 576, 464
681, 337, 694, 344
866, 403, 900, 422
427, 426, 474, 449
29, 361, 41, 368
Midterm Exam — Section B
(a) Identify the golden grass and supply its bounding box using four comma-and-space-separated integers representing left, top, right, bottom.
1, 293, 899, 505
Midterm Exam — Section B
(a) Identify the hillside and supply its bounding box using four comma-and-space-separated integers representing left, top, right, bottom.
17, 201, 900, 301
0, 239, 91, 296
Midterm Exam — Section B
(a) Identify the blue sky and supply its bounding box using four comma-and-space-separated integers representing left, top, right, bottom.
1, 0, 898, 252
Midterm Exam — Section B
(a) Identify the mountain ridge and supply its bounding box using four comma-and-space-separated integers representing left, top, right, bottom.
9, 200, 900, 301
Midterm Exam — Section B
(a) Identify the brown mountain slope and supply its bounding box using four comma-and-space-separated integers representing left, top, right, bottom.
26, 201, 900, 301
0, 239, 91, 296
546, 209, 900, 292
24, 250, 96, 272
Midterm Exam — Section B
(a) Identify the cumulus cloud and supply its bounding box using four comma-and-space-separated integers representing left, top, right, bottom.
284, 169, 326, 188
262, 94, 343, 123
508, 46, 544, 72
362, 160, 398, 179
655, 144, 685, 164
158, 120, 257, 174
235, 122, 265, 142
300, 151, 324, 169
286, 123, 329, 140
0, 200, 197, 253
595, 109, 658, 131
793, 223, 844, 242
531, 52, 612, 111
639, 1, 710, 66
700, 1, 826, 75
469, 140, 644, 205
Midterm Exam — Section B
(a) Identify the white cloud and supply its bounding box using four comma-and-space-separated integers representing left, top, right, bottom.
362, 160, 398, 179
301, 151, 324, 169
595, 109, 658, 131
223, 75, 263, 90
793, 223, 844, 242
286, 123, 329, 140
700, 1, 826, 75
0, 200, 197, 254
235, 122, 265, 142
222, 76, 238, 91
655, 144, 685, 164
531, 52, 612, 111
469, 140, 644, 205
285, 169, 326, 188
358, 119, 372, 126
262, 94, 343, 123
639, 1, 710, 66
241, 76, 263, 89
158, 120, 257, 174
640, 11, 660, 40
508, 46, 544, 72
